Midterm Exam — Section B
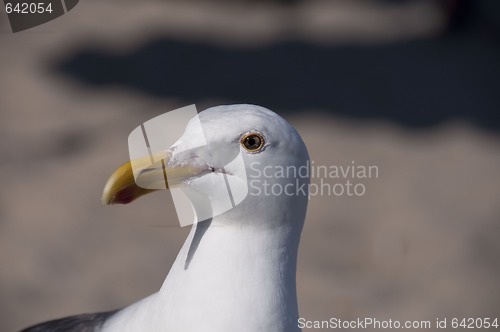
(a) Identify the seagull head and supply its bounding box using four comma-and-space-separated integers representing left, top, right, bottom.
100, 105, 308, 332
102, 104, 309, 228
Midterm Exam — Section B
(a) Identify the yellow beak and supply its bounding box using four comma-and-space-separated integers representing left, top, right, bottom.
101, 154, 206, 205
101, 161, 156, 205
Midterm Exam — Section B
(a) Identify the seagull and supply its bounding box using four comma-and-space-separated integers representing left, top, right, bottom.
21, 104, 310, 332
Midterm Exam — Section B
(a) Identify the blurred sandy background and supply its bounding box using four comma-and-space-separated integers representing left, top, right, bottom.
1, 0, 500, 331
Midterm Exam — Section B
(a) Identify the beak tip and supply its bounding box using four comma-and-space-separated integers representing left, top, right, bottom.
101, 161, 144, 206
101, 195, 115, 205
101, 186, 140, 205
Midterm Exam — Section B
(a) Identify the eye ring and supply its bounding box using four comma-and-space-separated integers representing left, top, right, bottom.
240, 132, 265, 152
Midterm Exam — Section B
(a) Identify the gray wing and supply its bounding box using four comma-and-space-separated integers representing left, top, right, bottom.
20, 310, 119, 332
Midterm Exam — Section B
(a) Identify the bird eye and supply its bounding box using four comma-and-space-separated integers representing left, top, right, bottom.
241, 132, 265, 152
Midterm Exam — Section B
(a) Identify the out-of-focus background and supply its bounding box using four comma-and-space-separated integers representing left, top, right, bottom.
1, 0, 500, 331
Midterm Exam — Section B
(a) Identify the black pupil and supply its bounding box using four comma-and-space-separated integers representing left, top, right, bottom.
246, 136, 260, 149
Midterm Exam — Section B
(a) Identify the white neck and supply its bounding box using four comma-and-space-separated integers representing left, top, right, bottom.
102, 214, 303, 332
157, 215, 302, 332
